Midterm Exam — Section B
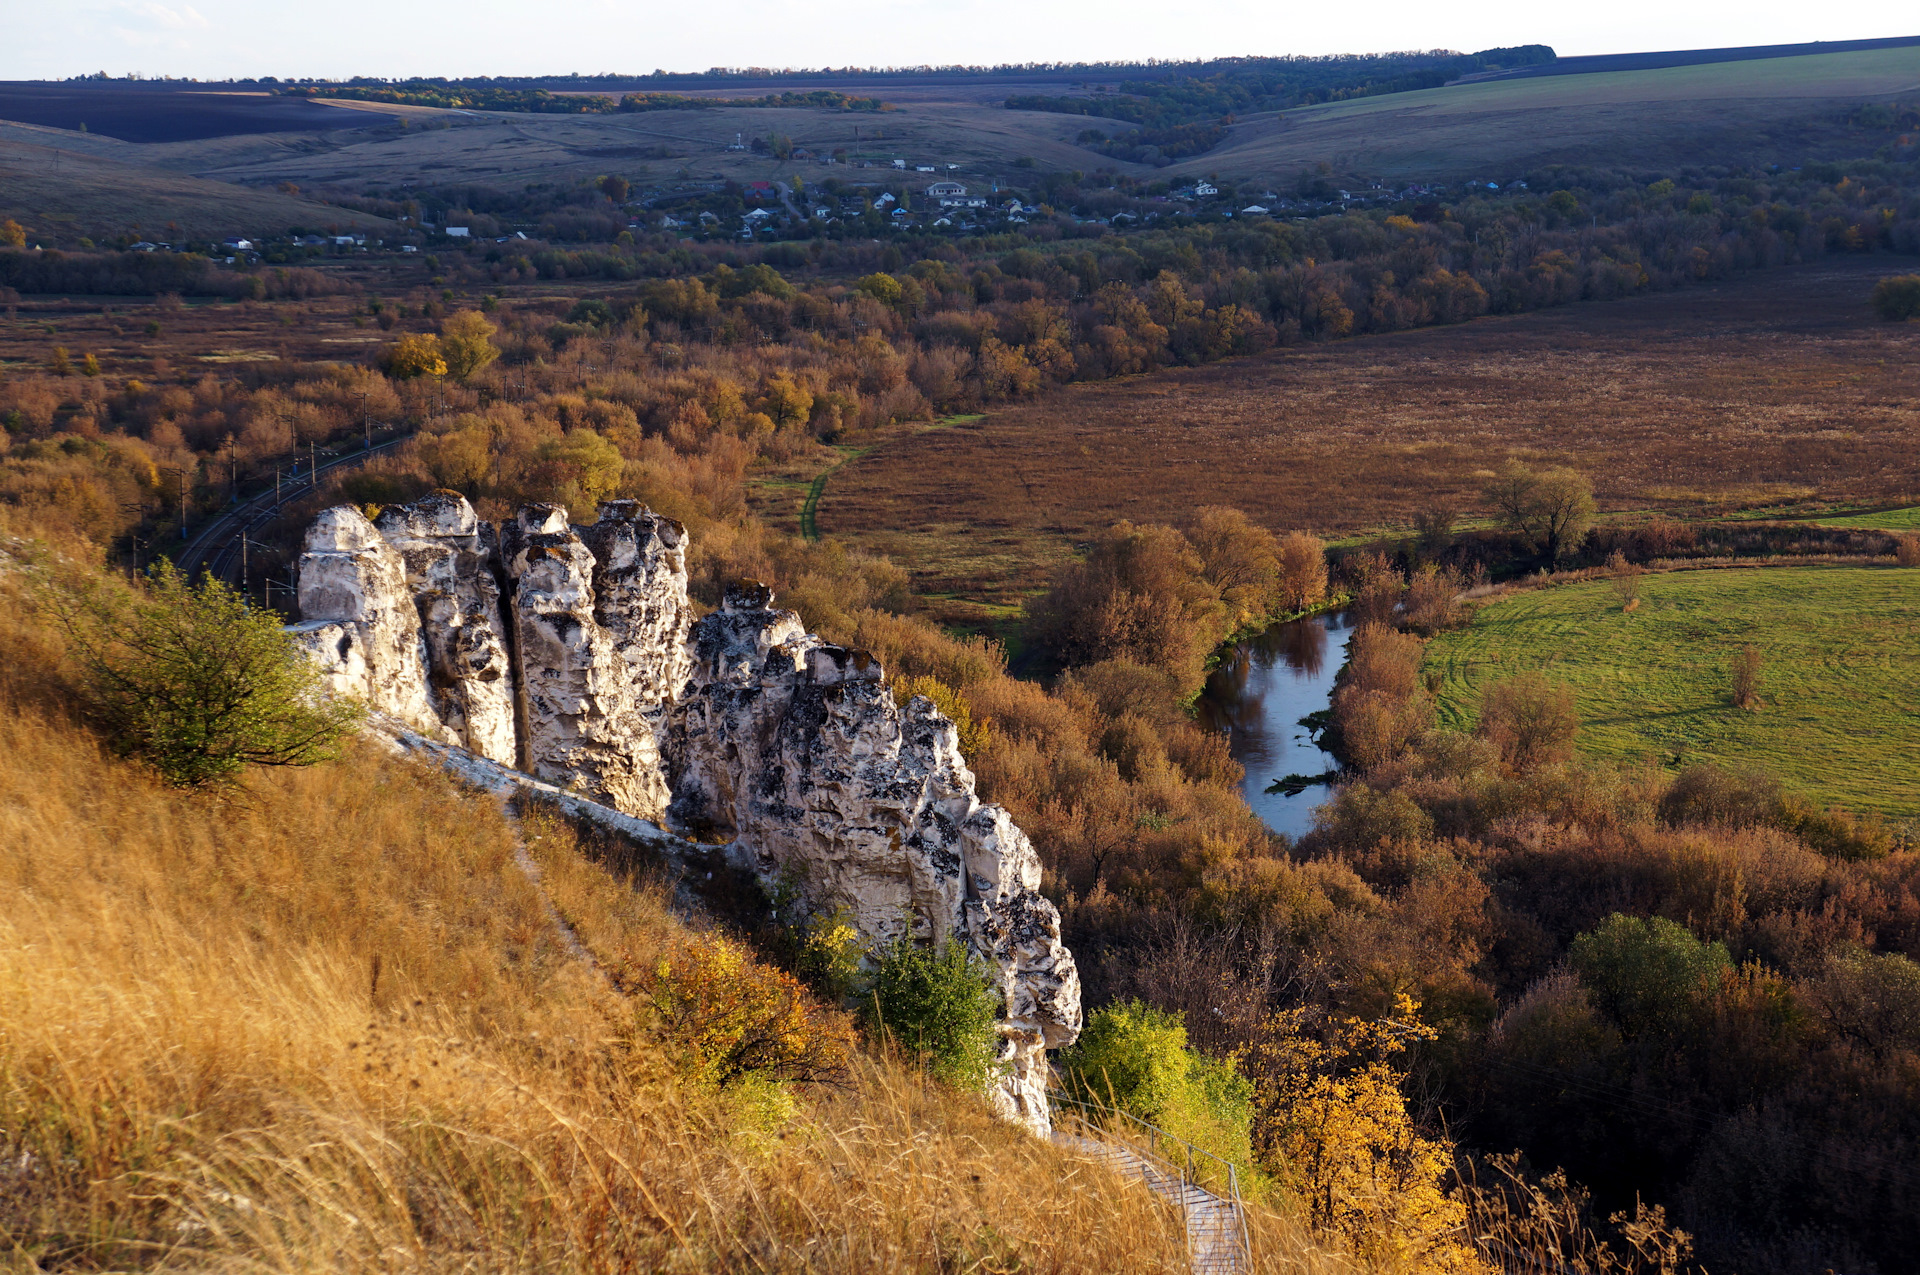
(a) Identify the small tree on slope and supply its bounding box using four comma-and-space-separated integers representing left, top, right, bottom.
48, 560, 362, 786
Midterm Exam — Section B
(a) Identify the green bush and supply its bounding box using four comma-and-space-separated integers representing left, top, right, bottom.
1569, 914, 1730, 1040
1869, 274, 1920, 321
1056, 999, 1253, 1170
864, 935, 1002, 1091
50, 561, 362, 786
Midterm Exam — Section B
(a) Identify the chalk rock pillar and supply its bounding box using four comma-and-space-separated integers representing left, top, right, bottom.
502, 505, 670, 820
668, 581, 1080, 1133
374, 492, 517, 765
577, 500, 694, 737
290, 505, 446, 738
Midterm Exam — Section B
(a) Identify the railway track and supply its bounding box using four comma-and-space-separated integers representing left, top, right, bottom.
174, 434, 408, 597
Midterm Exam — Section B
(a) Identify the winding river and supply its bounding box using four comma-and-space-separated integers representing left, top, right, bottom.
1195, 610, 1355, 839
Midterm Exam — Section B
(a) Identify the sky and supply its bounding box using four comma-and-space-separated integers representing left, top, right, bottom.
1, 0, 1915, 81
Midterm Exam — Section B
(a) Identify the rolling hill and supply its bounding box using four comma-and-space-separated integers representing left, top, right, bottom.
0, 122, 393, 242
1175, 44, 1920, 182
0, 40, 1915, 237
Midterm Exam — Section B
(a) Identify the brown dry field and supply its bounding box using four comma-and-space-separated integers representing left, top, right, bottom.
0, 125, 393, 243
1, 287, 408, 375
0, 265, 615, 378
820, 256, 1920, 612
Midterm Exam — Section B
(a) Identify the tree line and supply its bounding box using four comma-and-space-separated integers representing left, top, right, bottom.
1005, 45, 1556, 130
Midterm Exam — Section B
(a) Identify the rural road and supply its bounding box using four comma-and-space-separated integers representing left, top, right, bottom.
176, 434, 407, 596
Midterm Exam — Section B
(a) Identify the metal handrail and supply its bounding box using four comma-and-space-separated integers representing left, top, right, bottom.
1048, 1091, 1253, 1271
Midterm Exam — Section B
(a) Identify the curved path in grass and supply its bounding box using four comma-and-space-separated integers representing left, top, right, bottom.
1424, 566, 1920, 817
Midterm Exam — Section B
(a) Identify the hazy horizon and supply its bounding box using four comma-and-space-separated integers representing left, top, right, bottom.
2, 1, 1914, 83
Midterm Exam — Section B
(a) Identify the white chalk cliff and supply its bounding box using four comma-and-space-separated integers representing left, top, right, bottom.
293, 492, 1080, 1131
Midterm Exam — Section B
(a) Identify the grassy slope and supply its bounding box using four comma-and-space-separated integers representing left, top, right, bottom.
162, 99, 1103, 193
1423, 566, 1920, 818
1190, 45, 1920, 180
0, 535, 1340, 1272
0, 126, 391, 241
11, 44, 1912, 233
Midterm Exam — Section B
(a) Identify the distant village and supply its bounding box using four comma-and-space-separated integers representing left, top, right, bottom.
35, 132, 1533, 258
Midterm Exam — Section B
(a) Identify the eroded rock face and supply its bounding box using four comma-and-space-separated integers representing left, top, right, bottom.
291, 506, 446, 739
501, 505, 671, 820
294, 500, 1080, 1131
669, 581, 1081, 1131
374, 492, 516, 765
576, 500, 693, 737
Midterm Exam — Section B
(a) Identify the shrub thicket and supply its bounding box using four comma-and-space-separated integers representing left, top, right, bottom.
1056, 999, 1253, 1171
1869, 272, 1920, 320
864, 936, 1004, 1091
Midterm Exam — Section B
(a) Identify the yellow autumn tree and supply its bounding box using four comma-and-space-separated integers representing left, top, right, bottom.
383, 332, 447, 379
1240, 994, 1486, 1273
438, 310, 500, 381
892, 673, 991, 760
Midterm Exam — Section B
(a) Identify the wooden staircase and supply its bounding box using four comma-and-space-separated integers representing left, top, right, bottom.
1049, 1097, 1251, 1274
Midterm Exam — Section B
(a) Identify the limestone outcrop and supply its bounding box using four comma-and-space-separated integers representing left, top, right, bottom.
289, 506, 446, 740
501, 505, 669, 820
374, 493, 517, 765
293, 494, 1079, 1132
576, 500, 693, 738
668, 582, 1080, 1129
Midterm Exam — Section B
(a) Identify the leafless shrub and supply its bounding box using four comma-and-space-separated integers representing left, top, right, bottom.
1478, 671, 1579, 774
1607, 549, 1644, 609
1730, 645, 1763, 710
1401, 563, 1464, 634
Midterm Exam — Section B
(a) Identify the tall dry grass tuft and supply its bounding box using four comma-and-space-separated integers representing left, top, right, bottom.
1457, 1152, 1698, 1274
0, 540, 1353, 1272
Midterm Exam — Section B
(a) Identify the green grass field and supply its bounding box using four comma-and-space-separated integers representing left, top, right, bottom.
1424, 566, 1920, 817
1814, 506, 1920, 531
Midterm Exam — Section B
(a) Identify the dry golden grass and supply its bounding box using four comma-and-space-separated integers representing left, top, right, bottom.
822, 258, 1920, 608
0, 540, 1354, 1273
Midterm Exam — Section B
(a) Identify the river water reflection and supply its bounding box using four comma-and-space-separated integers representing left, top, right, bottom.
1195, 610, 1354, 839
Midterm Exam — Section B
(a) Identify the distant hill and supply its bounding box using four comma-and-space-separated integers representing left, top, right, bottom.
1176, 44, 1920, 183
1451, 33, 1920, 83
0, 82, 378, 144
0, 126, 391, 242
